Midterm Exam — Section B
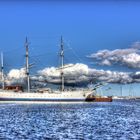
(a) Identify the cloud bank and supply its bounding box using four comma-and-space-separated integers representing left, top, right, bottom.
1, 63, 140, 87
38, 64, 91, 86
87, 42, 140, 68
37, 63, 140, 84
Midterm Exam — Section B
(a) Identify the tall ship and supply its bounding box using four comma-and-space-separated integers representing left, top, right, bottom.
0, 37, 112, 102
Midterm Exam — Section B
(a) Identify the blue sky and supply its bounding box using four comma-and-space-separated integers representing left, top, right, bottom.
1, 0, 140, 96
0, 1, 140, 68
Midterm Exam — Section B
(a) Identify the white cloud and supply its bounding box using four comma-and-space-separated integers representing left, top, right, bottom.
87, 42, 140, 68
89, 68, 133, 84
6, 68, 26, 86
122, 53, 140, 68
37, 63, 136, 84
38, 63, 90, 85
8, 68, 26, 79
1, 63, 140, 87
100, 59, 111, 66
38, 64, 89, 77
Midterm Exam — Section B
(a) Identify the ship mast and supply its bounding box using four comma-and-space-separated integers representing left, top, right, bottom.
120, 85, 123, 97
25, 37, 30, 92
60, 36, 64, 91
1, 52, 4, 89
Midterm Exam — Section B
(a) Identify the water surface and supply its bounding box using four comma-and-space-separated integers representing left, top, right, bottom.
0, 100, 140, 140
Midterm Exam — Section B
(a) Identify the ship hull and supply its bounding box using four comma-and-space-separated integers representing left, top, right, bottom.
0, 91, 112, 102
0, 97, 112, 102
0, 97, 85, 102
0, 91, 90, 102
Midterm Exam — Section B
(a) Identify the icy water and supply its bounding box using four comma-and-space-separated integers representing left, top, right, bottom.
0, 100, 140, 140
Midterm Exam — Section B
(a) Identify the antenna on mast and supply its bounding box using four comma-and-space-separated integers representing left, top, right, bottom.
25, 37, 30, 92
60, 36, 64, 91
1, 52, 4, 89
